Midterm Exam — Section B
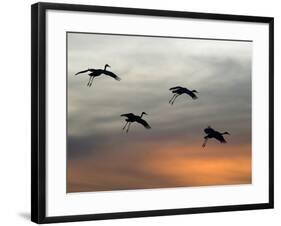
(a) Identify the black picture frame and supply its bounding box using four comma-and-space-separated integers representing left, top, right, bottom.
31, 2, 274, 224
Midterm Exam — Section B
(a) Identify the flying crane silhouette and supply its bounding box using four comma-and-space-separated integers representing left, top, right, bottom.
75, 64, 121, 87
120, 112, 151, 133
169, 86, 199, 105
202, 126, 230, 148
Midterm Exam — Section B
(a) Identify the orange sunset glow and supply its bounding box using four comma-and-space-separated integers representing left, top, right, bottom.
67, 143, 251, 192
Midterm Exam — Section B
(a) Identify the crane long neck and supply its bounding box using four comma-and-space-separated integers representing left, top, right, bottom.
104, 65, 107, 70
140, 113, 144, 118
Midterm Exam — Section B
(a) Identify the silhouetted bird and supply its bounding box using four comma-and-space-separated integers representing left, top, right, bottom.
75, 64, 121, 87
169, 86, 199, 105
202, 126, 230, 148
120, 112, 151, 133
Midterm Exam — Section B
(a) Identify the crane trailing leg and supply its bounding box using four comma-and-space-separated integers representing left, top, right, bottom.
87, 77, 91, 86
87, 76, 95, 87
202, 137, 208, 148
126, 123, 132, 133
122, 121, 129, 130
171, 94, 179, 105
169, 94, 179, 105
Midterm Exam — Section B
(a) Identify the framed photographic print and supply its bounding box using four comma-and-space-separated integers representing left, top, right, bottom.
31, 2, 274, 224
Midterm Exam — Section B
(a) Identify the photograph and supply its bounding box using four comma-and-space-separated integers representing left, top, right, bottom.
67, 32, 252, 193
31, 2, 273, 223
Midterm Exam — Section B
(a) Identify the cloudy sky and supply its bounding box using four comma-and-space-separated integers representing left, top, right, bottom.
67, 32, 252, 193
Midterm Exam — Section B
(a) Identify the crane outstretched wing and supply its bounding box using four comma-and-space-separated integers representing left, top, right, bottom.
75, 68, 96, 75
75, 69, 90, 75
204, 127, 215, 134
215, 133, 227, 143
120, 113, 135, 118
103, 70, 121, 81
188, 91, 198, 99
136, 118, 151, 129
169, 86, 183, 90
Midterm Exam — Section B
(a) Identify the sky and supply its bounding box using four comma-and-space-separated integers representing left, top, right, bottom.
67, 32, 252, 193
